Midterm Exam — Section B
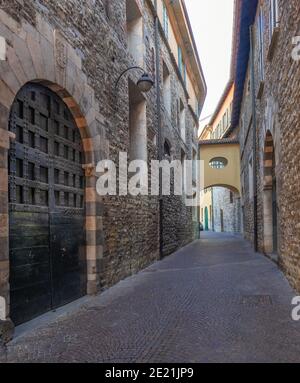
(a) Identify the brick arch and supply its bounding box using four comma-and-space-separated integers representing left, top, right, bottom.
1, 81, 102, 323
263, 130, 275, 188
264, 97, 280, 171
204, 184, 240, 195
263, 130, 277, 255
0, 11, 103, 165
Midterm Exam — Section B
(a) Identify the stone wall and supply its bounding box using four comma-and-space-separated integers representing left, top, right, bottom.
0, 0, 202, 335
212, 188, 241, 233
150, 3, 199, 257
239, 0, 300, 289
239, 65, 255, 244
273, 0, 300, 289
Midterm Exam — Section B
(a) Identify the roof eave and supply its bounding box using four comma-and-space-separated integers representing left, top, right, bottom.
171, 0, 207, 105
228, 0, 258, 135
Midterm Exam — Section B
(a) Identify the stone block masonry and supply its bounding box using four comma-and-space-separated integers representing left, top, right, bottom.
238, 0, 300, 290
213, 188, 241, 234
0, 0, 205, 338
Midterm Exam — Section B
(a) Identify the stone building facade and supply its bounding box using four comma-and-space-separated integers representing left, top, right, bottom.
212, 187, 241, 233
232, 0, 300, 289
0, 0, 206, 339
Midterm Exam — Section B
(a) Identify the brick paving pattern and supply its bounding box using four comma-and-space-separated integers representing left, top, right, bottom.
2, 232, 300, 363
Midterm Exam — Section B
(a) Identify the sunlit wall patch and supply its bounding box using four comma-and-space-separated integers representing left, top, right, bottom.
292, 36, 300, 61
0, 296, 6, 321
0, 36, 6, 61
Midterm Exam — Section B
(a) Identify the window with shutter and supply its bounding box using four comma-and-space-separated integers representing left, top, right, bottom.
178, 46, 183, 74
163, 4, 169, 39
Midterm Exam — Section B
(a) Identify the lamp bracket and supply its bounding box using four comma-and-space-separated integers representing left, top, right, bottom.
115, 66, 145, 89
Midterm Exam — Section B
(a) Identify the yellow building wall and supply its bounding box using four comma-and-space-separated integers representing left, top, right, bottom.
200, 143, 241, 194
210, 84, 234, 138
187, 75, 198, 113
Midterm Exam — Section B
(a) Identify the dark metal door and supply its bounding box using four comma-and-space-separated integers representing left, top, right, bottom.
9, 83, 86, 325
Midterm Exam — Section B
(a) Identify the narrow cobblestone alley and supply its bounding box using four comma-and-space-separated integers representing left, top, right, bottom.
2, 232, 300, 363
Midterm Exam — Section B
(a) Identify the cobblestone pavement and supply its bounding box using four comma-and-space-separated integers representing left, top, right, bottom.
2, 232, 300, 363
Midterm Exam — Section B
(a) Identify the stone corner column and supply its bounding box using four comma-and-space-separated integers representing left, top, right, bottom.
83, 163, 104, 296
0, 318, 14, 345
0, 126, 15, 343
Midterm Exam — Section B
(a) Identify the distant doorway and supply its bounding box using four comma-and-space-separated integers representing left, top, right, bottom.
204, 207, 209, 231
220, 209, 224, 232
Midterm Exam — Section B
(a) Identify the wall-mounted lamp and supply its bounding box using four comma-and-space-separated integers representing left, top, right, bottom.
115, 66, 154, 93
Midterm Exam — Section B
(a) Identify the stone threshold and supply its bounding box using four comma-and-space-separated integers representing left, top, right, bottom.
11, 296, 94, 344
264, 252, 279, 265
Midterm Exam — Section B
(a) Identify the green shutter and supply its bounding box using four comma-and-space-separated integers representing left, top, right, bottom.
163, 4, 168, 38
178, 47, 182, 74
178, 47, 186, 85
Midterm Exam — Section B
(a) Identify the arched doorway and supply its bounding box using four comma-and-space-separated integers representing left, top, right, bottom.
263, 131, 278, 255
204, 207, 209, 231
211, 186, 241, 234
220, 209, 224, 232
8, 83, 87, 325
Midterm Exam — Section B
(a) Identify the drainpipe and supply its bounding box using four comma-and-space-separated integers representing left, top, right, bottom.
154, 0, 164, 259
249, 25, 258, 252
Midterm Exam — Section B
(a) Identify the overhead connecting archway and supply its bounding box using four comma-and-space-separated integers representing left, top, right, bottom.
199, 139, 242, 235
199, 139, 241, 195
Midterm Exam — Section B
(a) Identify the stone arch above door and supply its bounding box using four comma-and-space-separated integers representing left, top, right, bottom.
0, 11, 107, 159
8, 82, 89, 325
204, 184, 240, 195
263, 130, 275, 189
0, 10, 108, 328
264, 96, 280, 171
